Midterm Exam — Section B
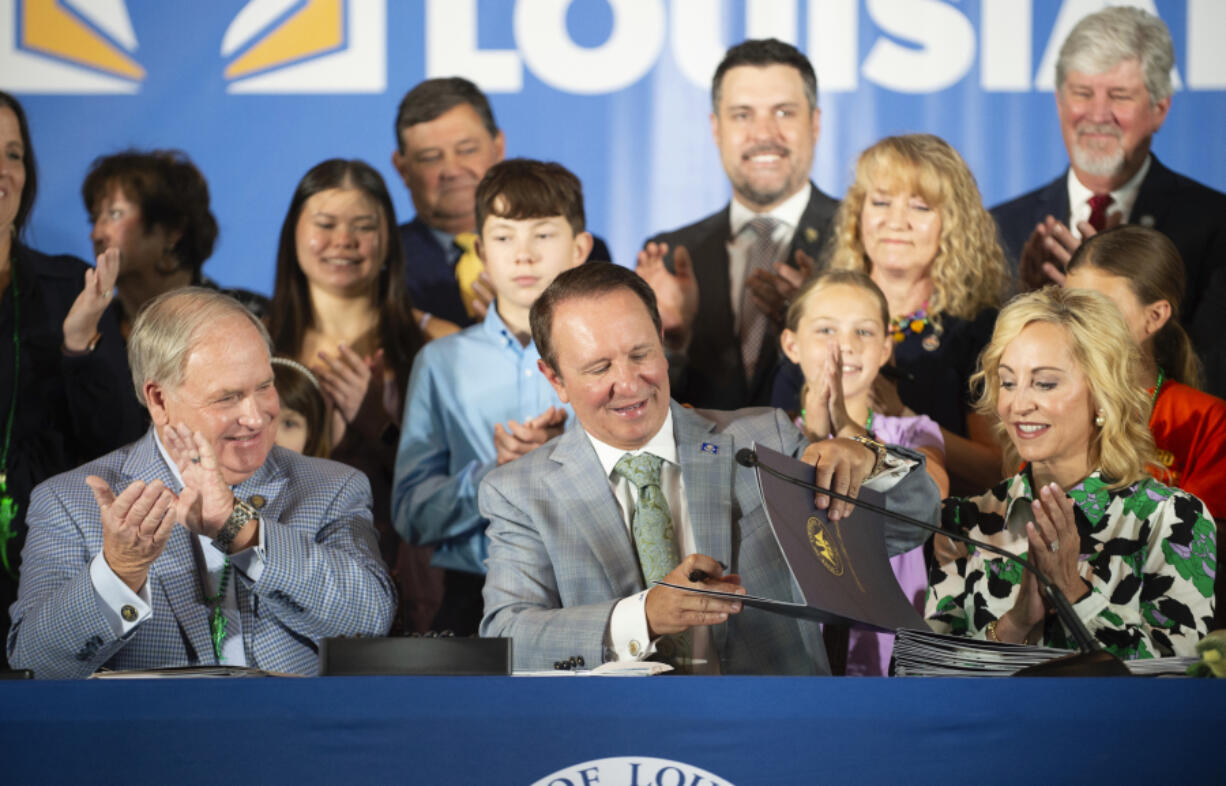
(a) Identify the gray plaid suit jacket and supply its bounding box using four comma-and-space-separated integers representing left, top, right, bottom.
478, 402, 938, 674
7, 429, 395, 678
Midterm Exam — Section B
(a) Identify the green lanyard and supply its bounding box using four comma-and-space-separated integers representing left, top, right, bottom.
0, 261, 21, 579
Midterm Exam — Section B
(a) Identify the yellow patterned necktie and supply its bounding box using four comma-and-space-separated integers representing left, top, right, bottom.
453, 232, 483, 319
613, 452, 691, 670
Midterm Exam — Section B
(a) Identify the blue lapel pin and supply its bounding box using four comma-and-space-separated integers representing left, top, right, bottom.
700, 442, 718, 454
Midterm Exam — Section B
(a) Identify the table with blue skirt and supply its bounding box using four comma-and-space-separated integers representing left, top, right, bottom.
0, 676, 1218, 784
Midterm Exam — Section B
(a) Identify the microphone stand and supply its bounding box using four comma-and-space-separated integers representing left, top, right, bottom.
736, 448, 1131, 677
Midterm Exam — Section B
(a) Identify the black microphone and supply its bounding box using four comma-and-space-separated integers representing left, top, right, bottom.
735, 448, 1130, 677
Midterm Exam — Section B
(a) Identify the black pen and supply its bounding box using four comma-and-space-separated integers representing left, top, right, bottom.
688, 561, 728, 583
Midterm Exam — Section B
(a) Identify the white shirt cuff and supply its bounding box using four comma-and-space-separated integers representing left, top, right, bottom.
229, 514, 266, 581
605, 590, 657, 661
89, 552, 152, 637
863, 449, 918, 492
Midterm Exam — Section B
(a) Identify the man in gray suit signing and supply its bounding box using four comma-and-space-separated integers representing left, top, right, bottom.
8, 288, 395, 678
478, 263, 939, 674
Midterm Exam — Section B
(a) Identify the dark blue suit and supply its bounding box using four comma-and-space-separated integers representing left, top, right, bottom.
399, 217, 613, 328
991, 157, 1226, 399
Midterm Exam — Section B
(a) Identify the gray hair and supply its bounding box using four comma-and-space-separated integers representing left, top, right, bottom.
128, 287, 273, 406
1056, 6, 1174, 104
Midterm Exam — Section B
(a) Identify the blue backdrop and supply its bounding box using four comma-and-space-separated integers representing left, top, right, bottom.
5, 0, 1224, 296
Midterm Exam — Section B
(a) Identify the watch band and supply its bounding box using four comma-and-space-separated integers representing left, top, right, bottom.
849, 434, 887, 480
213, 496, 258, 555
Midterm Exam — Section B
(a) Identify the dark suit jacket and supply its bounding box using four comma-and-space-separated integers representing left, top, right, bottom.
991, 156, 1226, 398
399, 216, 614, 328
646, 183, 839, 410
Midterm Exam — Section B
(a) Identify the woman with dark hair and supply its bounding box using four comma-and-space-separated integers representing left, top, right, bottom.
81, 149, 268, 329
0, 92, 144, 665
267, 158, 443, 634
1065, 225, 1226, 624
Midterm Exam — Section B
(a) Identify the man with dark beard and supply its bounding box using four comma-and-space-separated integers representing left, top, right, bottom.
992, 6, 1226, 398
636, 39, 837, 410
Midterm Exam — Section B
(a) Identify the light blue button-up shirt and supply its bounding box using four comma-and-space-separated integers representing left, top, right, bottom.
392, 303, 571, 574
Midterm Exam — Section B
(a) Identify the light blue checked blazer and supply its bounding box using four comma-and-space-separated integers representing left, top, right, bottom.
7, 429, 395, 678
478, 402, 939, 674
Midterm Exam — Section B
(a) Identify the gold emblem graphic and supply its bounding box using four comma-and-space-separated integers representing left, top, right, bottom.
806, 516, 844, 576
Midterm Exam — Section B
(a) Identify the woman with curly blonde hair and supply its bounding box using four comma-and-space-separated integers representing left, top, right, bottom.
926, 287, 1216, 658
816, 134, 1008, 492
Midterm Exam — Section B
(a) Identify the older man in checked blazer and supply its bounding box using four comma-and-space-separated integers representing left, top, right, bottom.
478, 264, 938, 674
7, 288, 394, 679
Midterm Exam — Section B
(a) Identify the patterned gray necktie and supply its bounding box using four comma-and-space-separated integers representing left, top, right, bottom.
612, 452, 691, 670
740, 215, 782, 383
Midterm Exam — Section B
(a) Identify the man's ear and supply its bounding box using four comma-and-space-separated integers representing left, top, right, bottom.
493, 130, 507, 163
391, 149, 410, 187
144, 381, 170, 427
538, 358, 569, 404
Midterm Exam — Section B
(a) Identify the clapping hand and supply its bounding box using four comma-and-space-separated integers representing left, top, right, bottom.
87, 475, 176, 593
316, 345, 389, 441
494, 405, 568, 465
746, 247, 815, 331
636, 242, 698, 349
62, 248, 119, 353
163, 424, 235, 538
1018, 214, 1122, 290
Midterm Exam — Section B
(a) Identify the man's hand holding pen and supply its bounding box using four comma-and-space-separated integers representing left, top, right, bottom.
645, 554, 744, 638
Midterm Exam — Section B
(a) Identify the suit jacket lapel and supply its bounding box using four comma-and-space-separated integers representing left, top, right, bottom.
788, 182, 836, 265
1047, 171, 1071, 224
672, 403, 733, 655
672, 404, 732, 567
230, 450, 289, 666
1128, 155, 1175, 229
546, 427, 643, 595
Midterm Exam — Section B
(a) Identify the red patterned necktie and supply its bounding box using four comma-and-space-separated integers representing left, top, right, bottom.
1087, 194, 1114, 232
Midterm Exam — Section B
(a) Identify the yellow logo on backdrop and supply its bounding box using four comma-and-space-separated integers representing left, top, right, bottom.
221, 0, 384, 93
0, 0, 144, 92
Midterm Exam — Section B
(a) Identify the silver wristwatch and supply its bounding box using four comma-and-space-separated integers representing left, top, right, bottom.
213, 496, 258, 555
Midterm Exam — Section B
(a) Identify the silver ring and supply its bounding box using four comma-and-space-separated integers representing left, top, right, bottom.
1049, 539, 1060, 553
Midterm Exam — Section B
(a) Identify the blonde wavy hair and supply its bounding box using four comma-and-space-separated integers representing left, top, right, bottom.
828, 134, 1008, 327
972, 287, 1155, 490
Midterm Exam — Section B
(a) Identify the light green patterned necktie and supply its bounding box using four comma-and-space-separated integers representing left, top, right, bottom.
613, 452, 691, 671
613, 452, 680, 585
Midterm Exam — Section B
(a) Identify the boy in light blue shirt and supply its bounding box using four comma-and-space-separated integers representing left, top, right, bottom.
392, 159, 593, 634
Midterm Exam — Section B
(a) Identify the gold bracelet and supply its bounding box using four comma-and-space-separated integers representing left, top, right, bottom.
986, 619, 1001, 642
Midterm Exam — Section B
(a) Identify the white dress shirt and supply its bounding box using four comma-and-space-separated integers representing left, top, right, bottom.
726, 187, 811, 330
89, 432, 267, 667
1066, 154, 1151, 240
585, 410, 720, 672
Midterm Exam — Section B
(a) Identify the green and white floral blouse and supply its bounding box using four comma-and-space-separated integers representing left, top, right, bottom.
926, 469, 1216, 659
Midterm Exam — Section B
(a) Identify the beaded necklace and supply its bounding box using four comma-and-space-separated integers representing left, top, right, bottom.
1149, 367, 1166, 412
0, 257, 18, 579
889, 301, 929, 343
203, 557, 233, 661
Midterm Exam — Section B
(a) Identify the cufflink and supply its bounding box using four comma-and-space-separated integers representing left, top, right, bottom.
628, 640, 641, 657
120, 605, 138, 622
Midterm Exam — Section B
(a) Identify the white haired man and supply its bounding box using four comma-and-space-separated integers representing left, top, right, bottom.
7, 288, 394, 678
991, 6, 1226, 397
